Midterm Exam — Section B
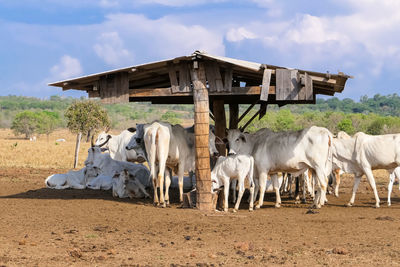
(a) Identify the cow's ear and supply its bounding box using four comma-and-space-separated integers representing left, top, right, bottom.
222, 137, 228, 144
127, 127, 136, 133
107, 134, 112, 139
240, 134, 246, 142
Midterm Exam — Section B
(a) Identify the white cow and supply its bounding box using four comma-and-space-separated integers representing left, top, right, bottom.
112, 169, 151, 199
86, 174, 113, 190
95, 128, 140, 162
84, 147, 151, 198
226, 126, 333, 209
211, 155, 255, 212
45, 166, 99, 189
388, 167, 400, 206
126, 121, 220, 207
332, 132, 400, 208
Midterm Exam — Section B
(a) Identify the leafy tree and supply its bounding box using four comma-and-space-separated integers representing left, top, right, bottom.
366, 118, 385, 135
337, 118, 355, 135
11, 111, 39, 139
161, 111, 182, 125
274, 109, 296, 131
65, 100, 110, 168
36, 111, 60, 141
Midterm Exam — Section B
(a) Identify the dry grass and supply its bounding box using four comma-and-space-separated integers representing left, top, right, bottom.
0, 129, 94, 169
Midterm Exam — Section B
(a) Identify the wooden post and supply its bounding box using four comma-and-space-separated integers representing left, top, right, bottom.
213, 99, 226, 156
229, 103, 239, 129
190, 61, 213, 211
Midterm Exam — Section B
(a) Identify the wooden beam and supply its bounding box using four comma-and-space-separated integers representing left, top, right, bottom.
260, 68, 272, 101
129, 86, 275, 98
168, 64, 179, 93
238, 101, 258, 123
190, 61, 213, 212
213, 99, 226, 156
224, 67, 233, 92
240, 108, 261, 131
229, 103, 239, 129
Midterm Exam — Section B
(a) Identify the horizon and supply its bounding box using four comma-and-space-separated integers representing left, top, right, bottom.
1, 1, 400, 100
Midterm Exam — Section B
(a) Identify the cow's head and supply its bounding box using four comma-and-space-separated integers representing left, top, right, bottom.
84, 147, 104, 168
226, 129, 250, 155
126, 124, 147, 162
112, 171, 126, 198
95, 132, 112, 148
208, 128, 224, 157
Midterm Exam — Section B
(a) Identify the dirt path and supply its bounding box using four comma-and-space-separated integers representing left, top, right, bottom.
1, 167, 400, 266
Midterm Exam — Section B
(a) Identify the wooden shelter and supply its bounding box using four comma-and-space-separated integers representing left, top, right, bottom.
49, 50, 351, 211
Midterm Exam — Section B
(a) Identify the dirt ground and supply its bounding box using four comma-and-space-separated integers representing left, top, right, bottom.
1, 168, 400, 266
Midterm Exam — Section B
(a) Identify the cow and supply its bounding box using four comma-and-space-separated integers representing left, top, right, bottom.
330, 131, 352, 197
84, 146, 151, 198
226, 126, 333, 209
86, 174, 113, 190
45, 166, 99, 189
112, 169, 151, 199
126, 121, 221, 207
332, 132, 400, 208
94, 128, 140, 162
211, 154, 255, 212
388, 167, 400, 206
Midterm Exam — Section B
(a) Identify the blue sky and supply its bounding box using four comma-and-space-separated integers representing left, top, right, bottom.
1, 0, 399, 100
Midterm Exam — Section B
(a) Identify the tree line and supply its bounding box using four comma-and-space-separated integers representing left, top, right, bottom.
2, 93, 400, 139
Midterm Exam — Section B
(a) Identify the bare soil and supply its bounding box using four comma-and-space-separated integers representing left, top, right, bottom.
1, 167, 400, 266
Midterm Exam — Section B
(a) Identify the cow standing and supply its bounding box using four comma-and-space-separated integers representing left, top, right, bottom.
126, 121, 220, 207
226, 126, 333, 209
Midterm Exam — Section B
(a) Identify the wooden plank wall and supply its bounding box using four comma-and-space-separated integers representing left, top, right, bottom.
99, 73, 129, 104
275, 69, 313, 101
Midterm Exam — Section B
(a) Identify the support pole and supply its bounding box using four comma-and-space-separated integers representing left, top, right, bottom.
191, 61, 213, 211
213, 99, 226, 156
229, 103, 239, 129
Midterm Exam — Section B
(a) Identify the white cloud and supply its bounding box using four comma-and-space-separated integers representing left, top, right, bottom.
93, 31, 132, 66
226, 27, 257, 42
50, 55, 83, 80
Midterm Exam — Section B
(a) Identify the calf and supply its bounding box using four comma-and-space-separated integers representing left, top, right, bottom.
45, 166, 99, 189
86, 174, 113, 190
112, 169, 151, 199
211, 154, 255, 212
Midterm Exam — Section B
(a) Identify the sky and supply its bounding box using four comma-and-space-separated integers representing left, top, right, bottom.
1, 0, 400, 100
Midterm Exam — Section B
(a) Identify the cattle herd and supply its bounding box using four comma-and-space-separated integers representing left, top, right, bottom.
45, 120, 400, 212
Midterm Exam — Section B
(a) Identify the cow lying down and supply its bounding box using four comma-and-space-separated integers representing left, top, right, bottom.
45, 166, 99, 189
112, 169, 151, 199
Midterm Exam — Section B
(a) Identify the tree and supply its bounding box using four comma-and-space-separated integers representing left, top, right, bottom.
11, 111, 39, 139
337, 118, 355, 135
65, 100, 110, 168
36, 111, 60, 141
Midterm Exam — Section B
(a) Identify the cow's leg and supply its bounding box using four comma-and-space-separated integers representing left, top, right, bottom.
301, 174, 307, 204
248, 176, 259, 204
347, 175, 362, 207
224, 178, 230, 212
334, 169, 341, 197
272, 174, 282, 208
178, 164, 185, 203
164, 169, 171, 205
255, 172, 268, 209
388, 171, 395, 207
312, 169, 327, 208
230, 179, 237, 203
295, 176, 301, 204
288, 174, 293, 198
364, 168, 380, 208
248, 176, 254, 211
280, 173, 287, 195
234, 177, 245, 212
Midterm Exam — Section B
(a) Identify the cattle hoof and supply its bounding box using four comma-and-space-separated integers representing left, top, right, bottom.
224, 209, 228, 212
388, 203, 391, 207
294, 200, 300, 204
249, 208, 254, 212
232, 209, 238, 213
375, 204, 380, 208
334, 193, 339, 198
275, 203, 281, 208
346, 202, 353, 207
255, 205, 261, 210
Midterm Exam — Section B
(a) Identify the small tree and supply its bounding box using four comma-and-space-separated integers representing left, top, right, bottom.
337, 118, 354, 135
65, 100, 110, 168
36, 111, 60, 141
11, 111, 39, 139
